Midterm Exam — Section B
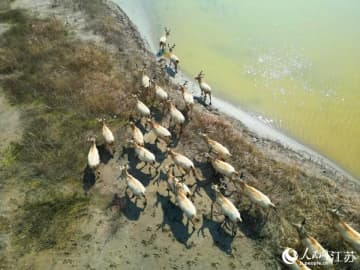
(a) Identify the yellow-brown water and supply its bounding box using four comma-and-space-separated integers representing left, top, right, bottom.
119, 0, 360, 178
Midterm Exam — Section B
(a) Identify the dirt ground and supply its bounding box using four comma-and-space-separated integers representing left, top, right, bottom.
0, 0, 359, 270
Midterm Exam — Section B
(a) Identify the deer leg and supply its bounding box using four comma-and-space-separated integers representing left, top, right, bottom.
218, 217, 226, 231
143, 194, 147, 208
210, 202, 215, 219
189, 217, 196, 231
179, 123, 184, 136
232, 222, 237, 236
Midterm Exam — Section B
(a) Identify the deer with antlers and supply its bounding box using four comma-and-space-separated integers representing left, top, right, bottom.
159, 27, 171, 51
179, 81, 194, 118
168, 43, 180, 73
194, 70, 212, 105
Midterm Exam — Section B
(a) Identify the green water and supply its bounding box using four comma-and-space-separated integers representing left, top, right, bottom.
140, 0, 360, 177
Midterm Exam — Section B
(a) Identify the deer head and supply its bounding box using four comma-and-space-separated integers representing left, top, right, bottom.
194, 70, 205, 81
164, 27, 171, 36
168, 43, 176, 52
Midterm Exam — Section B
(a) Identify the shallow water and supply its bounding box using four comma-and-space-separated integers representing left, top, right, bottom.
117, 0, 360, 178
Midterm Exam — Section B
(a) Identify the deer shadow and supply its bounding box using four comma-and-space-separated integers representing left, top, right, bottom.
154, 192, 195, 249
238, 209, 267, 240
191, 159, 223, 199
82, 165, 96, 194
156, 49, 165, 58
194, 96, 211, 108
121, 192, 145, 221
97, 143, 113, 164
165, 65, 177, 77
198, 214, 235, 254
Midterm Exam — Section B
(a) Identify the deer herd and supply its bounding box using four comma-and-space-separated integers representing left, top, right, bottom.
85, 27, 360, 267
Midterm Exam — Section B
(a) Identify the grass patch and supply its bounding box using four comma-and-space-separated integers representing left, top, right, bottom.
0, 10, 134, 253
0, 143, 19, 168
0, 9, 26, 24
15, 195, 89, 252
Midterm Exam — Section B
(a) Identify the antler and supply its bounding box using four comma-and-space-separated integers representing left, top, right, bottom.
168, 43, 176, 51
196, 70, 205, 78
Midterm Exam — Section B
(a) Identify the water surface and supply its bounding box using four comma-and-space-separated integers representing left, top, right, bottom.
117, 0, 360, 178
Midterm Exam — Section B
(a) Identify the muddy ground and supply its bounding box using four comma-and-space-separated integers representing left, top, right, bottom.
0, 0, 359, 270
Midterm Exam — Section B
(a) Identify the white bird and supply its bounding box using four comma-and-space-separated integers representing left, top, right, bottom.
199, 133, 231, 160
167, 148, 197, 179
120, 165, 147, 207
159, 27, 171, 51
211, 184, 242, 236
87, 136, 100, 169
129, 121, 144, 146
292, 219, 333, 266
175, 182, 197, 230
195, 70, 212, 105
328, 207, 360, 253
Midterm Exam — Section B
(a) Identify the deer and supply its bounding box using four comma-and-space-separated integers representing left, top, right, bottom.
211, 184, 242, 236
133, 94, 151, 125
167, 148, 198, 180
168, 43, 180, 73
281, 247, 312, 270
175, 182, 197, 231
99, 118, 115, 155
119, 164, 147, 208
179, 81, 194, 118
159, 27, 171, 51
141, 66, 151, 89
166, 100, 185, 135
199, 132, 231, 160
153, 79, 169, 101
129, 121, 144, 146
164, 165, 192, 200
87, 136, 100, 176
194, 70, 212, 105
128, 140, 158, 174
328, 206, 360, 253
292, 218, 333, 267
205, 153, 239, 180
237, 178, 276, 219
146, 118, 171, 146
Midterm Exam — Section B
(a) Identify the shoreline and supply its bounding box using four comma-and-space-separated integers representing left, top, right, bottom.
116, 0, 358, 182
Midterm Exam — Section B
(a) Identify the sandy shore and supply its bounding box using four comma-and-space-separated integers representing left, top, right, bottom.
0, 0, 359, 270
